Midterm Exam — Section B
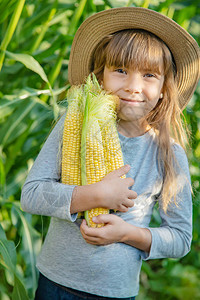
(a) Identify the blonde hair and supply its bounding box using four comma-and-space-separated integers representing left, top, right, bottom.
91, 29, 189, 213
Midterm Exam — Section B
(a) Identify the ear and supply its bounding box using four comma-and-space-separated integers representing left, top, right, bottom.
159, 93, 163, 99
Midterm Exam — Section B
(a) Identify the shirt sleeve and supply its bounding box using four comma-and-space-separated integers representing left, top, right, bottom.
20, 114, 78, 222
142, 144, 193, 260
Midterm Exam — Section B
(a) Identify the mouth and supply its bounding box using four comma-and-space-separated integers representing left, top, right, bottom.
120, 98, 145, 105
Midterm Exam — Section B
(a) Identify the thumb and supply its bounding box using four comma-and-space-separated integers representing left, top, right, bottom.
92, 214, 112, 225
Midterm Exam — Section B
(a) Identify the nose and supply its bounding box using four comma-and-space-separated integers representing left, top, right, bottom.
124, 73, 142, 94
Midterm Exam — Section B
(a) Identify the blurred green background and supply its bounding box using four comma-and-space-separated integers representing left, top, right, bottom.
0, 0, 199, 299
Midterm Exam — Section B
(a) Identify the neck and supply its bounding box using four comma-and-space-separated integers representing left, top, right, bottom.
117, 119, 150, 138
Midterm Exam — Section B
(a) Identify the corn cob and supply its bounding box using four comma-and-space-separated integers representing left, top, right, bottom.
62, 85, 85, 185
83, 118, 108, 228
61, 74, 125, 227
101, 121, 126, 177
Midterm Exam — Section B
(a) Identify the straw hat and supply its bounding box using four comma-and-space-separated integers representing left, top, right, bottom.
68, 7, 200, 109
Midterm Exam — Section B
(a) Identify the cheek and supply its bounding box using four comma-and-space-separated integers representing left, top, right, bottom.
103, 78, 117, 93
147, 84, 162, 100
102, 80, 109, 90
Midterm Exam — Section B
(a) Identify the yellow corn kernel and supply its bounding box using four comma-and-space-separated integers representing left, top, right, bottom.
101, 120, 126, 178
62, 104, 84, 219
62, 107, 83, 186
86, 120, 106, 184
85, 208, 109, 228
84, 120, 109, 228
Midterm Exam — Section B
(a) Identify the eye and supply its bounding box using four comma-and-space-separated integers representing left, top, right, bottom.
115, 68, 127, 75
144, 73, 155, 78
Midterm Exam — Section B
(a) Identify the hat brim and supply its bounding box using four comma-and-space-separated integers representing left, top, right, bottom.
68, 7, 200, 109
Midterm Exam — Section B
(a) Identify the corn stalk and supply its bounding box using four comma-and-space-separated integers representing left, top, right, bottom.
41, 0, 88, 102
0, 0, 26, 72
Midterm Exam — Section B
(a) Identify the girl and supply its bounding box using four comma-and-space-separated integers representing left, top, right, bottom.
21, 7, 200, 300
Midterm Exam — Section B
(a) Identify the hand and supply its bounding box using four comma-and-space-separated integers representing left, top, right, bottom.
97, 165, 137, 212
80, 213, 152, 252
80, 214, 127, 245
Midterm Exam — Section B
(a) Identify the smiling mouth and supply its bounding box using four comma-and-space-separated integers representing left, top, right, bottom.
121, 98, 145, 103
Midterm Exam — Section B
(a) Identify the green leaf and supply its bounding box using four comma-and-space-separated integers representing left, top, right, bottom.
6, 126, 30, 174
0, 98, 23, 119
0, 0, 26, 70
0, 85, 68, 118
34, 34, 73, 61
0, 223, 7, 240
0, 0, 17, 24
0, 155, 6, 187
5, 50, 49, 83
67, 0, 88, 35
4, 52, 59, 118
0, 99, 35, 146
12, 275, 29, 300
0, 225, 17, 272
11, 205, 38, 292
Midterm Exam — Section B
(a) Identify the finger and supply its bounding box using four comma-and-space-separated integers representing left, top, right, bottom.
80, 220, 102, 237
80, 219, 87, 229
85, 239, 100, 245
80, 227, 97, 242
81, 230, 101, 244
117, 205, 129, 213
80, 219, 88, 235
84, 236, 105, 245
111, 164, 131, 178
80, 220, 98, 237
92, 214, 113, 225
124, 177, 135, 187
124, 198, 134, 208
128, 190, 137, 199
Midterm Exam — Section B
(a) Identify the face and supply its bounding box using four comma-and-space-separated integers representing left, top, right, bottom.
103, 66, 164, 135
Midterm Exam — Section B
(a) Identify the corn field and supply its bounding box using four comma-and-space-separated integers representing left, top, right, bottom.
0, 0, 199, 299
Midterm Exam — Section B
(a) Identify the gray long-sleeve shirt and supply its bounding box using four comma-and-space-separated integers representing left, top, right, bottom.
20, 114, 192, 298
